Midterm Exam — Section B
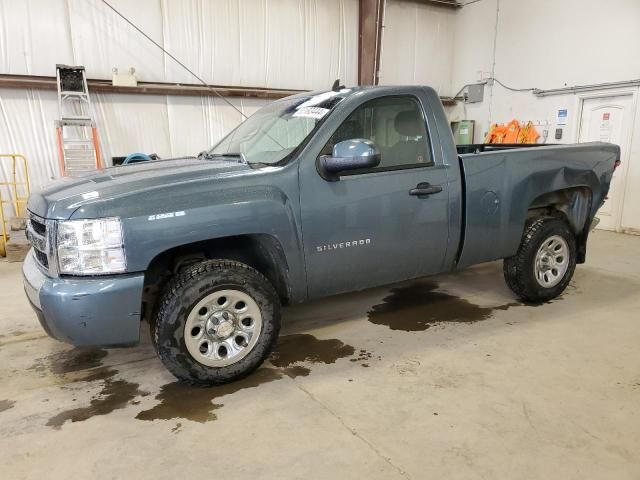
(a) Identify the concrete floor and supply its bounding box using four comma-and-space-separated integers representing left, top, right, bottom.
1, 230, 639, 480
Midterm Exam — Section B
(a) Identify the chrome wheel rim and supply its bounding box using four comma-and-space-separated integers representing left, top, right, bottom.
184, 289, 262, 367
534, 235, 569, 288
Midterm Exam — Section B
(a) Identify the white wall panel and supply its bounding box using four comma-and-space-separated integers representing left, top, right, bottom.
494, 0, 640, 90
380, 0, 455, 95
162, 0, 357, 89
0, 0, 357, 88
67, 0, 165, 82
450, 0, 495, 94
303, 0, 357, 89
0, 0, 74, 76
263, 0, 307, 88
0, 88, 59, 196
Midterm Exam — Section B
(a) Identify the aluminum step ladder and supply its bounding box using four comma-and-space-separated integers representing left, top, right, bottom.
55, 64, 103, 176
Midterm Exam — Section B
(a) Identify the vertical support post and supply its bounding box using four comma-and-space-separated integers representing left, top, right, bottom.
358, 0, 385, 86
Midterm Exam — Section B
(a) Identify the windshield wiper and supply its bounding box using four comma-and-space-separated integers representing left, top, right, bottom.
197, 151, 247, 163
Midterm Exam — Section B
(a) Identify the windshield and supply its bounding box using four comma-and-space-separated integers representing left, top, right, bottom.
209, 91, 345, 165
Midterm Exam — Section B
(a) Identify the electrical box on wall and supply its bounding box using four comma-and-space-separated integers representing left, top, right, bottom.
466, 83, 484, 103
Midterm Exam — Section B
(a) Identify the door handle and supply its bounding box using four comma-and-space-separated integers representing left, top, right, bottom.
409, 182, 443, 198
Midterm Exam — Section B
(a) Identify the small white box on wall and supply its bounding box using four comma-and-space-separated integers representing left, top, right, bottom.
112, 67, 138, 87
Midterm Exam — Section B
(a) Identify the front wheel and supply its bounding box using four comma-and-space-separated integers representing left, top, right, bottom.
153, 260, 280, 386
503, 217, 577, 303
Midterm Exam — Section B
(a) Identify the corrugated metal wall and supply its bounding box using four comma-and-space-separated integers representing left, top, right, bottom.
0, 0, 358, 190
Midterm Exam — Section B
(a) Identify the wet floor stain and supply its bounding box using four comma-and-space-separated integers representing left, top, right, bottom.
30, 347, 150, 429
368, 280, 519, 331
76, 366, 122, 383
33, 281, 522, 429
47, 369, 146, 429
136, 368, 283, 423
30, 348, 108, 376
270, 333, 355, 368
282, 365, 311, 377
0, 399, 16, 413
136, 333, 357, 424
26, 333, 358, 427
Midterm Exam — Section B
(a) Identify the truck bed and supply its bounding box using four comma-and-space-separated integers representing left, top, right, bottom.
455, 142, 619, 269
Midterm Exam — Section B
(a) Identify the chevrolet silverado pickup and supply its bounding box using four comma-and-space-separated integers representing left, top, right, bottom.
23, 85, 620, 385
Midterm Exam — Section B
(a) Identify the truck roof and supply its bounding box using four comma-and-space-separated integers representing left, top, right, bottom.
285, 84, 435, 103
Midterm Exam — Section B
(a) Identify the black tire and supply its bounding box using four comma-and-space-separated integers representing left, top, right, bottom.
503, 216, 577, 303
153, 259, 280, 386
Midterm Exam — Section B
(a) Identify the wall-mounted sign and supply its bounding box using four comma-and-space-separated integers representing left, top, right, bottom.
557, 109, 568, 126
599, 112, 612, 142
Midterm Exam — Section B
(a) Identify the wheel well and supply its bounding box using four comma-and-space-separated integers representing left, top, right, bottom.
141, 234, 290, 324
526, 186, 592, 263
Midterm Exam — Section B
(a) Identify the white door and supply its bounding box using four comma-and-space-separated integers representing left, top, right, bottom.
578, 94, 634, 231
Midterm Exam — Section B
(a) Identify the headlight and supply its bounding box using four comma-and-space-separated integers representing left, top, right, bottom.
57, 218, 126, 275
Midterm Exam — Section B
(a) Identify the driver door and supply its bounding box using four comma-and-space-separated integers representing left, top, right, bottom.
299, 94, 451, 298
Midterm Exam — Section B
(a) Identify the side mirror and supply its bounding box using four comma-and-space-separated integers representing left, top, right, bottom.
319, 139, 381, 179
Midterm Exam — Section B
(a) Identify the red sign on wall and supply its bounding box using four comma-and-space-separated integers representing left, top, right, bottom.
603, 112, 610, 120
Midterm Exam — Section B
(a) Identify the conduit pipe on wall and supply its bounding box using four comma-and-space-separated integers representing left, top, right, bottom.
533, 79, 640, 97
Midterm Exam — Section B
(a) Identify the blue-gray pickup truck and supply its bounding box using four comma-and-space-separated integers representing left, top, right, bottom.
23, 85, 620, 385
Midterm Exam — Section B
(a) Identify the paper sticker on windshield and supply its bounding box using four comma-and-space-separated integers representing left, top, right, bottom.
293, 106, 330, 119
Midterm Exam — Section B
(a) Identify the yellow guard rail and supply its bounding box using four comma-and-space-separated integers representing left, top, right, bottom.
0, 154, 30, 257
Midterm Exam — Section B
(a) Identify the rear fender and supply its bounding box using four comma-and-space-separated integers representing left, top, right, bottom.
528, 187, 592, 234
527, 187, 593, 263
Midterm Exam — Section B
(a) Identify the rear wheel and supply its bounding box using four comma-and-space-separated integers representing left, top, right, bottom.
153, 259, 280, 386
503, 217, 577, 303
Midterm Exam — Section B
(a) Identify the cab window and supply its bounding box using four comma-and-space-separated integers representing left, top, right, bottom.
322, 96, 433, 170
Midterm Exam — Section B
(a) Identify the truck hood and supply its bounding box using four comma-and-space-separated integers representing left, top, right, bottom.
27, 157, 252, 220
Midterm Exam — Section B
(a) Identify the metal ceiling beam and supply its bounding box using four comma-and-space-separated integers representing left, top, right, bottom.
0, 74, 303, 100
0, 73, 457, 106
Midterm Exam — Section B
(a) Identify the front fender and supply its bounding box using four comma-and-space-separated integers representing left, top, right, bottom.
70, 177, 306, 300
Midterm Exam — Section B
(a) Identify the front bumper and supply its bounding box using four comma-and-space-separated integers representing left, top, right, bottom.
22, 250, 145, 347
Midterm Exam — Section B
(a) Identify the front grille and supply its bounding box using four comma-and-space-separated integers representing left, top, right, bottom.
34, 249, 49, 268
30, 217, 46, 236
27, 213, 50, 271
